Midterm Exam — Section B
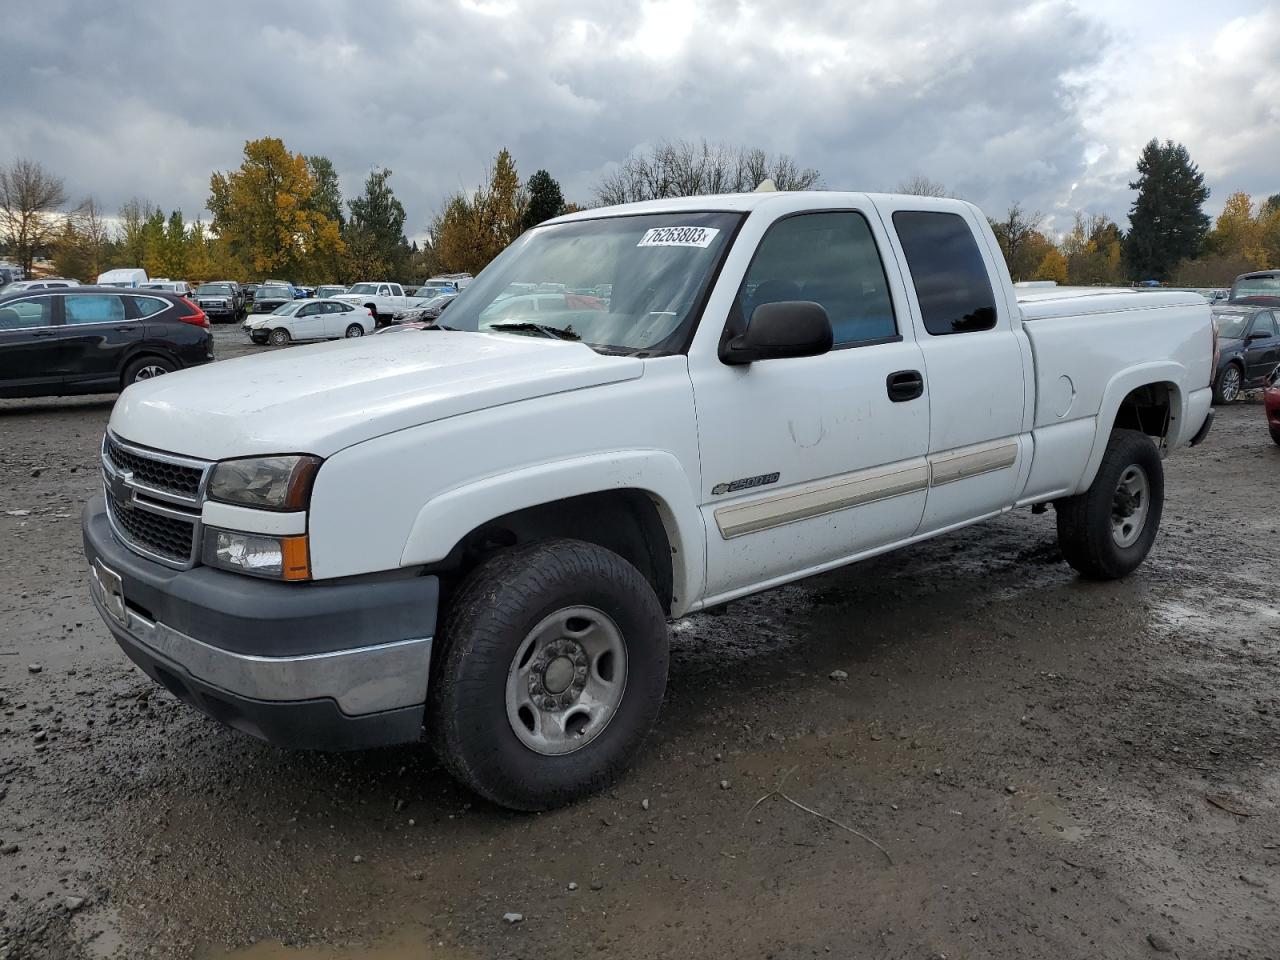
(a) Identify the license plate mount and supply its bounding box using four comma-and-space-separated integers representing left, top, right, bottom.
91, 558, 128, 627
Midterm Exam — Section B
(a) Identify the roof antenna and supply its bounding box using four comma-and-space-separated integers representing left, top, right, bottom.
754, 178, 777, 192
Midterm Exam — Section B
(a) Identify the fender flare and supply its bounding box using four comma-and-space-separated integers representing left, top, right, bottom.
1077, 361, 1186, 491
399, 450, 707, 615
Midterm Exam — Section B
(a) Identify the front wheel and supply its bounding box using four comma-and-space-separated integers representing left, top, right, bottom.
429, 539, 669, 811
1213, 363, 1242, 404
1055, 428, 1164, 580
268, 328, 291, 346
344, 323, 364, 338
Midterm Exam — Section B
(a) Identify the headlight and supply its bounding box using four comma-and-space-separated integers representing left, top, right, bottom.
207, 455, 321, 511
202, 529, 310, 580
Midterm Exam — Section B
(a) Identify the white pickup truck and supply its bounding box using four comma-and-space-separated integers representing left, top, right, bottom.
332, 282, 410, 323
83, 192, 1214, 810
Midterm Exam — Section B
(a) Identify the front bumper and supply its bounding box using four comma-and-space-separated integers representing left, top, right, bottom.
82, 495, 438, 750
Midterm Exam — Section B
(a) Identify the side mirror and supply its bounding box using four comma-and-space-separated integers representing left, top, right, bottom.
1247, 331, 1271, 342
721, 301, 834, 365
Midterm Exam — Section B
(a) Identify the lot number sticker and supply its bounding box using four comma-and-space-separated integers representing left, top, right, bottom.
637, 226, 720, 248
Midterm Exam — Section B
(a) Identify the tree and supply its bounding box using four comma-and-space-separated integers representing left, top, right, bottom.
306, 156, 344, 227
1034, 247, 1068, 284
52, 196, 114, 281
595, 139, 821, 204
208, 137, 344, 280
140, 207, 167, 278
1206, 191, 1266, 267
0, 158, 67, 274
1061, 212, 1125, 286
345, 167, 407, 278
894, 174, 949, 197
430, 148, 527, 275
116, 198, 157, 267
1123, 139, 1210, 281
522, 169, 565, 231
989, 204, 1047, 280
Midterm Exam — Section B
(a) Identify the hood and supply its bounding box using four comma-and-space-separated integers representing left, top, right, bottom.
109, 332, 644, 460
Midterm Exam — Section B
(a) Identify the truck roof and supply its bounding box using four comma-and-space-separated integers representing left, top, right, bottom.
548, 191, 978, 224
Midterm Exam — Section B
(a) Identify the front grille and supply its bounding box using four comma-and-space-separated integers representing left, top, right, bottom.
108, 495, 196, 564
105, 436, 202, 498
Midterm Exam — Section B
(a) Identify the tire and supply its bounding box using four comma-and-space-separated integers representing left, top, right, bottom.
268, 328, 291, 346
1055, 428, 1164, 580
122, 356, 175, 387
428, 538, 669, 811
1213, 363, 1242, 405
344, 323, 364, 338
1271, 427, 1280, 447
364, 305, 380, 326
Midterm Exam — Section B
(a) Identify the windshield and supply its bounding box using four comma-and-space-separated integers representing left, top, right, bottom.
258, 285, 291, 298
1214, 312, 1253, 339
442, 212, 741, 355
1231, 277, 1280, 300
271, 301, 305, 316
318, 286, 346, 296
348, 283, 378, 295
197, 284, 232, 295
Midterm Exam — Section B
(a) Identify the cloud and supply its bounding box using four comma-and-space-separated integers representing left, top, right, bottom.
0, 0, 1273, 250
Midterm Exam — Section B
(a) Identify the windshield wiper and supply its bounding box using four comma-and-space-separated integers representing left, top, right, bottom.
487, 321, 581, 341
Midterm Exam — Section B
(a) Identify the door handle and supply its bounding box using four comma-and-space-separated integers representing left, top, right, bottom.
32, 330, 56, 338
886, 369, 924, 402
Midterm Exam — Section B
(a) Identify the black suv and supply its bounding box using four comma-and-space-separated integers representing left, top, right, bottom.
0, 286, 214, 399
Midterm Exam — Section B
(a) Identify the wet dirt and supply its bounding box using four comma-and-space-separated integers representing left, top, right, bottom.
1, 328, 1277, 959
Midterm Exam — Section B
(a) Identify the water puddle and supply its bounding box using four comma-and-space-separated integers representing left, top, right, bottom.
204, 932, 477, 960
1014, 792, 1090, 843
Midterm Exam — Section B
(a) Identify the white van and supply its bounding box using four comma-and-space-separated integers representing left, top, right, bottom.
97, 268, 149, 288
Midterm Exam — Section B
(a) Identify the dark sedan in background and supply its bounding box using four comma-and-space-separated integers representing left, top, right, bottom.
1212, 304, 1280, 404
248, 282, 295, 315
0, 286, 213, 399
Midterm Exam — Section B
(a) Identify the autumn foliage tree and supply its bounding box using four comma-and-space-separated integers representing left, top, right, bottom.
431, 148, 527, 275
208, 137, 344, 281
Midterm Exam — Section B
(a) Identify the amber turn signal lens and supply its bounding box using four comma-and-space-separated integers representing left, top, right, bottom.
281, 536, 311, 581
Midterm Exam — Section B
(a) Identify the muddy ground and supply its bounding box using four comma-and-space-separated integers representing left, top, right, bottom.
1, 327, 1277, 960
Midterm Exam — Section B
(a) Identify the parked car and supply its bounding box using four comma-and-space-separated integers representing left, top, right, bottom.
0, 285, 212, 399
0, 278, 81, 295
97, 268, 149, 288
426, 272, 473, 290
82, 192, 1217, 810
1229, 270, 1280, 306
243, 283, 259, 304
142, 280, 195, 297
242, 298, 374, 345
332, 282, 412, 324
249, 282, 296, 315
1264, 373, 1280, 445
194, 282, 245, 323
1211, 305, 1280, 404
391, 293, 457, 324
315, 285, 348, 299
0, 262, 24, 285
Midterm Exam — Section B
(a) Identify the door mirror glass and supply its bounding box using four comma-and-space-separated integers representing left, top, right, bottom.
721, 301, 833, 365
1247, 330, 1270, 341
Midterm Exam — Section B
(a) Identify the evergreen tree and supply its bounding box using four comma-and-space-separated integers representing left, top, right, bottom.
522, 169, 565, 231
346, 167, 406, 277
306, 156, 344, 228
1123, 139, 1210, 281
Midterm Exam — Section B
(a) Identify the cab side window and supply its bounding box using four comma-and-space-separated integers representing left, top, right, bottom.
1254, 312, 1278, 337
892, 211, 998, 335
736, 212, 897, 348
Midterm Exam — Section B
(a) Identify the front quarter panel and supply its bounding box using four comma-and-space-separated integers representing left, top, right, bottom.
306, 356, 706, 612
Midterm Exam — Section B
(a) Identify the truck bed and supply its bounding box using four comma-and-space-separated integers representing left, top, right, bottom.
1017, 287, 1206, 321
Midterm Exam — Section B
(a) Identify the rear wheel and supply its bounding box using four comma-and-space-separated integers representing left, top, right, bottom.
1271, 427, 1280, 447
1213, 363, 1242, 404
429, 539, 669, 811
268, 328, 291, 346
122, 356, 174, 387
1055, 429, 1164, 580
344, 323, 364, 338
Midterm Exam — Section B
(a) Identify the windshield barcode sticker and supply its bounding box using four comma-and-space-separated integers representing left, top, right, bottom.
637, 226, 720, 248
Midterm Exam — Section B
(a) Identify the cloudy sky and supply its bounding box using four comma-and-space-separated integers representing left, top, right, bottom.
2, 0, 1276, 242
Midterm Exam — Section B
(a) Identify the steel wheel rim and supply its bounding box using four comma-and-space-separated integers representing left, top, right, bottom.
1111, 464, 1150, 548
1221, 366, 1240, 402
505, 606, 628, 756
134, 365, 167, 381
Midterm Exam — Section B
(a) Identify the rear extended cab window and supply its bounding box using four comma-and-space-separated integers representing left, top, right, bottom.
892, 211, 998, 335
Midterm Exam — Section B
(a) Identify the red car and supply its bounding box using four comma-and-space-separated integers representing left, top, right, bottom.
1266, 376, 1280, 445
